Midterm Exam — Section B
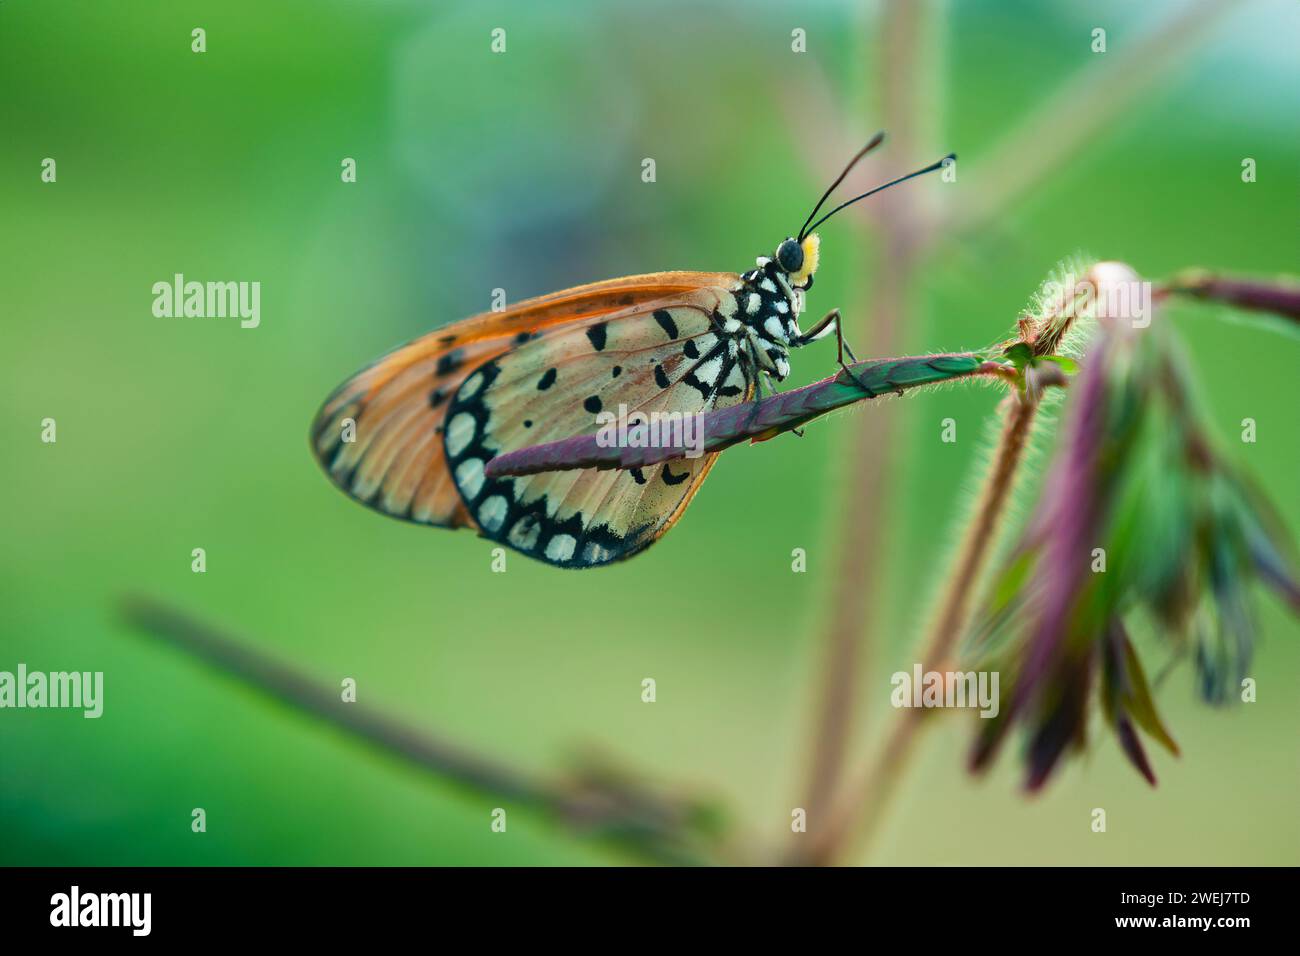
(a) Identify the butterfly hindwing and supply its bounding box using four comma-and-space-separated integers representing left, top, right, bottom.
310, 272, 740, 535
443, 289, 754, 568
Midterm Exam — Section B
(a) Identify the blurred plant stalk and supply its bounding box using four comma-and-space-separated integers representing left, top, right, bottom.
119, 596, 745, 866
794, 0, 942, 852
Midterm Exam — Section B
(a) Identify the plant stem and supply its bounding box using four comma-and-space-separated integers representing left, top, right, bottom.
803, 388, 1040, 864
119, 596, 738, 866
796, 0, 937, 849
486, 354, 1001, 477
926, 393, 1040, 666
1165, 271, 1300, 323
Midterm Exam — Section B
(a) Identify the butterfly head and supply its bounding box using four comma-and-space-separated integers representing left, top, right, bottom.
774, 234, 820, 290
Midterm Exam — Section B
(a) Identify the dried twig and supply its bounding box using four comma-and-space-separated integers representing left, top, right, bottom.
119, 596, 741, 866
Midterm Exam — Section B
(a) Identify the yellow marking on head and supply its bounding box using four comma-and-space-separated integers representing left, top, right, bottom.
790, 233, 820, 286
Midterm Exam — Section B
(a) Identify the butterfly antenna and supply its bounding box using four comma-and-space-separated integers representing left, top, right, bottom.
797, 131, 887, 241
801, 152, 955, 237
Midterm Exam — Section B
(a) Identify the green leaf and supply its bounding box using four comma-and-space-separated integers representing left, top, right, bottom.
1037, 355, 1080, 374
1119, 635, 1180, 756
928, 355, 985, 375
988, 549, 1036, 615
1003, 342, 1033, 370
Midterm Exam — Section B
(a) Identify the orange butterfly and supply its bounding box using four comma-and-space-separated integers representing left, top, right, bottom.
310, 133, 952, 568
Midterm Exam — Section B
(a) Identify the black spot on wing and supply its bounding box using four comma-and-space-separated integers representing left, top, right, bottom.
630, 467, 647, 485
584, 395, 602, 414
682, 372, 712, 400
662, 464, 690, 486
653, 364, 670, 390
436, 350, 465, 377
537, 367, 557, 390
653, 309, 678, 340
429, 387, 447, 408
683, 340, 700, 360
611, 365, 622, 378
586, 323, 608, 351
716, 357, 748, 399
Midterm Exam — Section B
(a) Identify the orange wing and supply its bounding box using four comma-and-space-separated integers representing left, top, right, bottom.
310, 272, 738, 531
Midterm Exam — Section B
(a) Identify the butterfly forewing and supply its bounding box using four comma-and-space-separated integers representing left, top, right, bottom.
443, 290, 753, 567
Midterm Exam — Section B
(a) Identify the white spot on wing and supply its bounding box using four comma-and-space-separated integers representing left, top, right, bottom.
764, 317, 786, 341
695, 356, 723, 385
546, 534, 576, 562
455, 457, 485, 499
478, 494, 508, 532
746, 293, 760, 314
508, 516, 541, 550
582, 542, 612, 564
459, 371, 484, 399
446, 413, 476, 456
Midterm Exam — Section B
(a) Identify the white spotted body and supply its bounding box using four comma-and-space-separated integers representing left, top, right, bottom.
734, 253, 810, 382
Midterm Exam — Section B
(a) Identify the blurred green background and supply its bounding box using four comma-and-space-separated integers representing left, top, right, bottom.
2, 0, 1297, 866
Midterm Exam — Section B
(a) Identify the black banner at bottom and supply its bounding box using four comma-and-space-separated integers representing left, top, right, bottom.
0, 866, 1285, 940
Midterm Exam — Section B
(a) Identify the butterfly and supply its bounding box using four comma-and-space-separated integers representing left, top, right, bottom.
310, 132, 953, 568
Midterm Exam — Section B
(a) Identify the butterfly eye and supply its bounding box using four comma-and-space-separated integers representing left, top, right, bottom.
775, 238, 804, 274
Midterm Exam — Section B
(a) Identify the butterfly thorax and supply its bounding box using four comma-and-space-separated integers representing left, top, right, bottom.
729, 256, 806, 381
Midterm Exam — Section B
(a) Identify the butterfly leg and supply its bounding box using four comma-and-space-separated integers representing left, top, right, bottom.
741, 343, 807, 438
742, 346, 768, 427
797, 309, 872, 395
